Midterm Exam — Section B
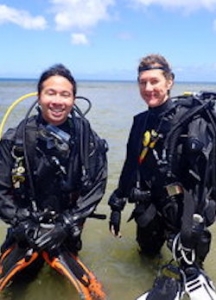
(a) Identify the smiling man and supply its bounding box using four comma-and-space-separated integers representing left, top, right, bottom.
0, 64, 108, 298
38, 72, 75, 125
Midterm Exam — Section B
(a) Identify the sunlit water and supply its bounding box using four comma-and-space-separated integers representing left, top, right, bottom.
0, 80, 216, 300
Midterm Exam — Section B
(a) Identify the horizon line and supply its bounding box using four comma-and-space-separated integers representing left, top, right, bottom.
0, 77, 216, 84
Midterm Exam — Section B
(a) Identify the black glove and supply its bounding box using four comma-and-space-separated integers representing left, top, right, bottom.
13, 219, 39, 248
108, 190, 126, 211
34, 211, 82, 251
109, 210, 121, 236
14, 208, 48, 225
108, 190, 126, 237
59, 211, 82, 238
34, 223, 67, 251
12, 208, 31, 226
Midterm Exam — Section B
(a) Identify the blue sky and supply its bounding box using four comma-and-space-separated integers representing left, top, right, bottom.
1, 0, 216, 82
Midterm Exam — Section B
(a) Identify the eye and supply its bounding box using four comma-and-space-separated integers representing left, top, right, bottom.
45, 89, 56, 96
139, 80, 146, 86
150, 79, 159, 85
61, 91, 72, 98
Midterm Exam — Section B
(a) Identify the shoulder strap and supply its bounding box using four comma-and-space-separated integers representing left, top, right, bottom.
70, 114, 108, 214
14, 116, 38, 165
78, 115, 108, 183
14, 116, 39, 211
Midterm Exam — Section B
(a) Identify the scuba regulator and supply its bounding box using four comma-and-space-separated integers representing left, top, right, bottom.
38, 124, 71, 159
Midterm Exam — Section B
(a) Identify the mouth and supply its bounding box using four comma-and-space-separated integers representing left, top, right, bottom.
49, 108, 65, 117
50, 107, 64, 112
50, 106, 64, 112
144, 94, 155, 101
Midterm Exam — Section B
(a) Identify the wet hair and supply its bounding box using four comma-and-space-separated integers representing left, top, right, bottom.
138, 54, 174, 80
37, 64, 77, 96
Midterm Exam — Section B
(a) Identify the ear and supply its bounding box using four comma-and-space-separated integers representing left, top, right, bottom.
167, 78, 174, 90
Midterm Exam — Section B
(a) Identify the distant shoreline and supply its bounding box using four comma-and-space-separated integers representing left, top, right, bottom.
0, 78, 216, 85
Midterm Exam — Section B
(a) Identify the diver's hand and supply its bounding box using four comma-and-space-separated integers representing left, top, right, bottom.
108, 189, 126, 238
13, 219, 39, 248
109, 210, 122, 238
59, 211, 82, 238
34, 223, 67, 251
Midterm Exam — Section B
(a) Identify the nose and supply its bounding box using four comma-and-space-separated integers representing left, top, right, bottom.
145, 81, 153, 91
51, 93, 63, 104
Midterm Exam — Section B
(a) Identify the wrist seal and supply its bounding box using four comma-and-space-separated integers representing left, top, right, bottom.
108, 191, 126, 211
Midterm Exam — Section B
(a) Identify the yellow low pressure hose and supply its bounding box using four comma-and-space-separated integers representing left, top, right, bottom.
0, 92, 37, 139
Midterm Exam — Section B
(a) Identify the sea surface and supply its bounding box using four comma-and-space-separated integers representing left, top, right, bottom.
0, 79, 216, 300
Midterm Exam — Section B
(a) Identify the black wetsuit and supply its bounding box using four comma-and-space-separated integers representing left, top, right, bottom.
116, 98, 216, 259
0, 113, 108, 253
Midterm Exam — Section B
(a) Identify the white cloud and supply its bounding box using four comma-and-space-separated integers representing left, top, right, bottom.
128, 0, 216, 12
0, 5, 47, 29
71, 33, 89, 45
50, 0, 115, 31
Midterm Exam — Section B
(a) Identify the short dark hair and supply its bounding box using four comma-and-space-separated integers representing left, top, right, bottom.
138, 54, 174, 80
37, 64, 77, 96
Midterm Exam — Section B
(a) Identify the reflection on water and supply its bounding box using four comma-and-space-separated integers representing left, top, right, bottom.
0, 80, 216, 300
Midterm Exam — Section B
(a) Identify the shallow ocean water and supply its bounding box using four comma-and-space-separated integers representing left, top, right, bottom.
0, 80, 216, 300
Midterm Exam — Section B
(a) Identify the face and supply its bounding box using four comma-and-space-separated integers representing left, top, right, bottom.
38, 75, 75, 126
138, 69, 173, 108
